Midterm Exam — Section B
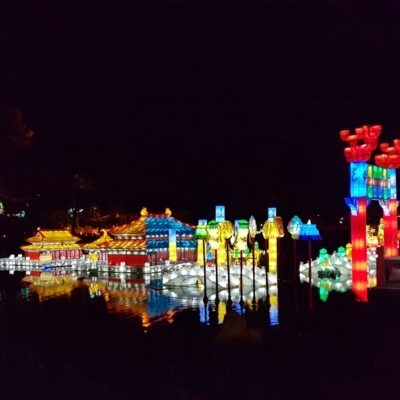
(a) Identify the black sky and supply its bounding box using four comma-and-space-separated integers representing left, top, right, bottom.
1, 0, 400, 224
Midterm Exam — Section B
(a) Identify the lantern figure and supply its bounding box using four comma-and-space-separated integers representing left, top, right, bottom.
345, 243, 352, 259
262, 208, 284, 274
207, 220, 220, 251
319, 248, 329, 267
218, 220, 234, 267
249, 215, 257, 239
234, 220, 249, 251
337, 246, 346, 258
195, 220, 208, 265
88, 252, 99, 262
287, 215, 302, 239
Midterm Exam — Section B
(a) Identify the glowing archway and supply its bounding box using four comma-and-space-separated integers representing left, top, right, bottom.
340, 126, 399, 301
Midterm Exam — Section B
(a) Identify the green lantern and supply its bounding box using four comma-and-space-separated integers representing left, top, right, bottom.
337, 246, 346, 258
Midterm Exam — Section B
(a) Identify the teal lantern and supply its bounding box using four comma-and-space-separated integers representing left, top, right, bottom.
337, 246, 346, 258
319, 248, 328, 265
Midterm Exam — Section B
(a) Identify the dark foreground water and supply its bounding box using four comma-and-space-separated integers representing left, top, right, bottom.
0, 271, 400, 400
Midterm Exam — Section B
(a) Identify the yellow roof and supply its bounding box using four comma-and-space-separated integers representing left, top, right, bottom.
109, 216, 146, 236
21, 243, 82, 251
82, 230, 114, 249
107, 240, 146, 250
25, 230, 81, 244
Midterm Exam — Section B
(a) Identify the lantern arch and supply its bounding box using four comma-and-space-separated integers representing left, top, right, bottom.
340, 125, 400, 301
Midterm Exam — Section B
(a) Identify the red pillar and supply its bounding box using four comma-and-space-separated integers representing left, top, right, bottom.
384, 200, 398, 258
350, 198, 368, 301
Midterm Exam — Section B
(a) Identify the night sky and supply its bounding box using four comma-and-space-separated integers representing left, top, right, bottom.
1, 0, 400, 225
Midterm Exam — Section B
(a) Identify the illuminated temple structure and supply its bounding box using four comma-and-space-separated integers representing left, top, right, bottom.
20, 229, 83, 260
83, 208, 197, 267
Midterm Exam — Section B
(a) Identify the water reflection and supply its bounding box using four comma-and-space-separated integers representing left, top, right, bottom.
21, 272, 279, 328
304, 276, 378, 302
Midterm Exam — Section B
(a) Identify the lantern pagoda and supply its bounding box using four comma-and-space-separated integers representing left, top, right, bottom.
21, 229, 83, 261
83, 208, 197, 267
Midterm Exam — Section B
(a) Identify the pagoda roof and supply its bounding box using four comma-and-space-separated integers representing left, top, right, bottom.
25, 229, 81, 244
21, 243, 82, 251
109, 216, 146, 236
146, 239, 196, 250
106, 240, 146, 250
82, 230, 114, 249
145, 215, 195, 235
109, 213, 195, 237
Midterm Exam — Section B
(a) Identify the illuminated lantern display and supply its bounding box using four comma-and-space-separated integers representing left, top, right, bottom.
207, 220, 222, 293
287, 215, 302, 239
337, 246, 346, 258
249, 215, 257, 295
207, 220, 220, 252
21, 229, 83, 261
168, 229, 177, 262
345, 243, 352, 259
220, 220, 234, 243
0, 202, 4, 215
319, 248, 329, 267
218, 220, 233, 267
376, 217, 384, 246
39, 252, 52, 273
100, 208, 197, 267
78, 207, 198, 267
234, 220, 249, 251
88, 252, 99, 262
194, 221, 210, 301
249, 216, 257, 239
220, 220, 234, 261
375, 140, 400, 258
262, 208, 284, 274
215, 205, 225, 223
298, 220, 322, 310
233, 220, 248, 289
195, 220, 208, 265
341, 125, 382, 301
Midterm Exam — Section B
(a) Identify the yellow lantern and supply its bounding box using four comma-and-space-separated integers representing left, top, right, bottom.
262, 208, 284, 274
88, 252, 99, 262
39, 252, 52, 265
234, 220, 249, 251
207, 220, 220, 250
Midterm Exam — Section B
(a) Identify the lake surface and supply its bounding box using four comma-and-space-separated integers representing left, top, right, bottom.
1, 269, 400, 399
19, 271, 279, 328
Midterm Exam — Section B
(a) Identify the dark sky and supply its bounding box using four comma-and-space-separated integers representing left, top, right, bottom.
1, 0, 400, 224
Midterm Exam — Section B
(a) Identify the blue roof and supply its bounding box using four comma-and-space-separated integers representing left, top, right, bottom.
145, 216, 195, 236
146, 239, 197, 250
298, 223, 322, 240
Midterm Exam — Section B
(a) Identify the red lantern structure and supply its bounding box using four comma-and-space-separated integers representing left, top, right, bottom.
375, 140, 400, 258
341, 126, 399, 301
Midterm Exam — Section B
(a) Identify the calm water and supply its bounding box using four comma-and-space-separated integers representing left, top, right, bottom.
1, 270, 400, 399
0, 267, 372, 329
18, 271, 278, 328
